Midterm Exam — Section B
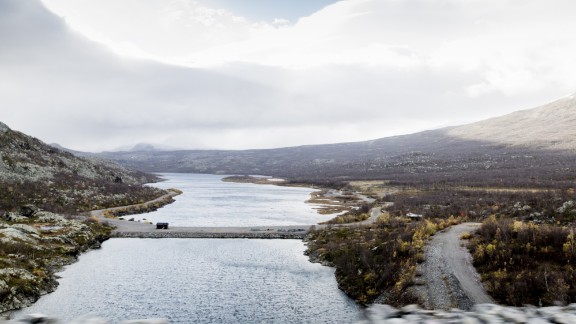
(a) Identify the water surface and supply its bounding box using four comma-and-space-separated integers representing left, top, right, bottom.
132, 173, 329, 227
14, 239, 361, 323
13, 174, 360, 323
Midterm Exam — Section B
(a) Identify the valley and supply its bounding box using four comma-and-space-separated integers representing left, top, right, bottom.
2, 94, 576, 320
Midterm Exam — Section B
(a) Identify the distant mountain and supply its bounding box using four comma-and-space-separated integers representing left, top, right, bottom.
109, 143, 182, 153
93, 95, 576, 187
0, 122, 164, 214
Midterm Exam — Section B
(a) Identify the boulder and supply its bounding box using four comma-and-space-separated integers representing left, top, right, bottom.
20, 204, 40, 217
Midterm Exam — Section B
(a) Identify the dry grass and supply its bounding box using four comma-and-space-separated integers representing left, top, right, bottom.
348, 180, 400, 198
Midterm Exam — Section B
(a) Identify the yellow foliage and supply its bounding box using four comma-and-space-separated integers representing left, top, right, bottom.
486, 214, 498, 224
424, 219, 438, 236
394, 265, 416, 292
563, 229, 575, 260
474, 244, 485, 259
397, 239, 410, 253
367, 288, 378, 296
32, 268, 46, 277
376, 212, 390, 224
363, 271, 375, 282
512, 220, 524, 232
485, 243, 496, 256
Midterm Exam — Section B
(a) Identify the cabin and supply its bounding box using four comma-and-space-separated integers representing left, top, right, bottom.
406, 213, 423, 220
156, 222, 169, 229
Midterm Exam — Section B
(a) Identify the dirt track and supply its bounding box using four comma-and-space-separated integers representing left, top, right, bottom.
419, 222, 494, 310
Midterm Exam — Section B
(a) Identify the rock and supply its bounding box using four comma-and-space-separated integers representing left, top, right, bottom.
366, 304, 400, 319
20, 204, 40, 217
459, 315, 483, 324
17, 313, 59, 323
35, 212, 69, 225
552, 312, 576, 324
0, 227, 38, 243
400, 304, 421, 314
11, 224, 40, 236
5, 212, 29, 222
500, 307, 527, 323
121, 320, 168, 324
359, 303, 576, 323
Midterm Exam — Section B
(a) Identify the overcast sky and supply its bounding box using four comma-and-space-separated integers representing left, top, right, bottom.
1, 0, 575, 152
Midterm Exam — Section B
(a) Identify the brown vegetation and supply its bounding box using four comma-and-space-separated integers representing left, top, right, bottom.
467, 216, 576, 306
100, 190, 181, 218
306, 216, 461, 305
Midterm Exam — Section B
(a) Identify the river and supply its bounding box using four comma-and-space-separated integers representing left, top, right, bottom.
129, 173, 332, 226
12, 174, 362, 323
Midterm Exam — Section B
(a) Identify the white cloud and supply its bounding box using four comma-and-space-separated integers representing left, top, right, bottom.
2, 0, 575, 152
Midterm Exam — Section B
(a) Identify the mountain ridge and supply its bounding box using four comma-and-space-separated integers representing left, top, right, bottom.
91, 94, 576, 187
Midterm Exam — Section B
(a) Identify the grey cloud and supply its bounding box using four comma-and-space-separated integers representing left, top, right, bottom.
1, 0, 572, 151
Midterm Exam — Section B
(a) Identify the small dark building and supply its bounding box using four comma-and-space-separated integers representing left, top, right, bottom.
156, 222, 169, 229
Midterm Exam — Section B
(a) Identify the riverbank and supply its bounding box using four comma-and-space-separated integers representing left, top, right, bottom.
0, 188, 181, 315
0, 211, 112, 313
90, 189, 182, 219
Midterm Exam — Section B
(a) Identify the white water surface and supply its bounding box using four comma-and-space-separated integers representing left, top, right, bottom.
13, 239, 361, 323
130, 173, 330, 227
12, 173, 361, 323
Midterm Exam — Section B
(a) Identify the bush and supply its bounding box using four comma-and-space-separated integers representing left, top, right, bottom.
468, 218, 576, 306
306, 216, 463, 305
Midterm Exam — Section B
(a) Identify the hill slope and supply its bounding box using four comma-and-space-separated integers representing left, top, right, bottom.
0, 122, 164, 214
447, 94, 576, 150
93, 95, 576, 187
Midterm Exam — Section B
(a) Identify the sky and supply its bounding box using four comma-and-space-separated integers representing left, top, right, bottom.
1, 0, 575, 152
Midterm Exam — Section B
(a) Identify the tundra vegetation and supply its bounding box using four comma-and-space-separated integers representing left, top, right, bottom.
0, 123, 173, 312
0, 125, 168, 214
0, 211, 112, 312
467, 215, 576, 306
306, 215, 461, 305
305, 177, 576, 307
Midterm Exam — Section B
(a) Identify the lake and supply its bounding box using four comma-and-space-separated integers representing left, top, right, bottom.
13, 174, 362, 323
128, 173, 333, 227
14, 239, 361, 323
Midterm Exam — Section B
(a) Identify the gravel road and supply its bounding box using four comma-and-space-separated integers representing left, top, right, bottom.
418, 222, 494, 310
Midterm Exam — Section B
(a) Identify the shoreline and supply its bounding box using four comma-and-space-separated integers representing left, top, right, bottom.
1, 189, 180, 316
0, 212, 112, 315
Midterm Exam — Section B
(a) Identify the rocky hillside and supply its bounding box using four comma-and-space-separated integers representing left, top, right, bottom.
0, 211, 111, 313
93, 94, 576, 187
0, 121, 165, 214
